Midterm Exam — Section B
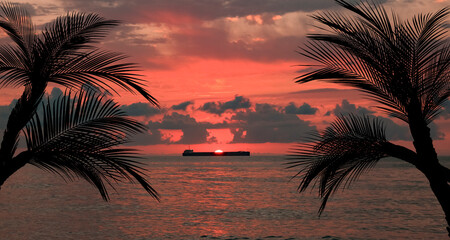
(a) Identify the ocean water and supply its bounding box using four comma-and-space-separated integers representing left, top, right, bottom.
0, 156, 448, 239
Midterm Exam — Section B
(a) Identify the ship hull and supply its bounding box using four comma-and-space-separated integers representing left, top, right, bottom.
182, 151, 250, 156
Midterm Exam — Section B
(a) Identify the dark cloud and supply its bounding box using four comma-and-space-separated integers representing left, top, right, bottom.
136, 101, 318, 144
120, 102, 160, 116
440, 101, 450, 119
12, 2, 64, 18
146, 112, 227, 144
199, 102, 224, 115
379, 116, 411, 141
429, 122, 445, 140
46, 2, 311, 64
100, 25, 171, 70
49, 87, 64, 99
152, 112, 228, 130
284, 102, 318, 115
331, 99, 375, 116
125, 97, 447, 146
14, 0, 390, 66
326, 99, 410, 140
59, 0, 345, 24
200, 95, 251, 115
177, 124, 211, 144
126, 129, 169, 146
18, 3, 37, 16
46, 87, 161, 118
324, 99, 445, 141
171, 101, 193, 110
170, 26, 304, 61
148, 112, 200, 130
222, 95, 251, 110
230, 103, 317, 143
0, 100, 16, 130
351, 115, 445, 141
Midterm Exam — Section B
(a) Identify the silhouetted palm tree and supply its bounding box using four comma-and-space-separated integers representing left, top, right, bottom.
288, 0, 449, 235
0, 2, 159, 200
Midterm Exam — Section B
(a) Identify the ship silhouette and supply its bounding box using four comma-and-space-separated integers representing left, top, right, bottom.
182, 149, 250, 156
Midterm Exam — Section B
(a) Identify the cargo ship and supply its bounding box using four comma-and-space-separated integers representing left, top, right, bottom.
182, 149, 250, 156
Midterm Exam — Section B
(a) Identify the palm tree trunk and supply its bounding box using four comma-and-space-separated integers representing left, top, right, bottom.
0, 83, 45, 188
0, 151, 31, 188
409, 114, 450, 237
423, 164, 450, 238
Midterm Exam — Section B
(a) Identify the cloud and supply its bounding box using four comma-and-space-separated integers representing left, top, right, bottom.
125, 97, 446, 146
148, 112, 199, 130
136, 101, 318, 145
429, 122, 445, 140
170, 24, 304, 61
331, 99, 375, 116
146, 112, 227, 144
361, 115, 443, 141
0, 100, 16, 130
440, 101, 450, 119
120, 102, 160, 116
379, 117, 411, 141
200, 95, 251, 115
325, 99, 410, 140
127, 129, 169, 146
59, 0, 344, 24
284, 102, 318, 115
230, 103, 317, 143
46, 87, 162, 118
49, 87, 64, 99
53, 1, 341, 63
100, 24, 171, 69
171, 101, 193, 110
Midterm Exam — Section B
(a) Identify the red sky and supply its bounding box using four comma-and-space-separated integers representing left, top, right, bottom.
2, 0, 449, 155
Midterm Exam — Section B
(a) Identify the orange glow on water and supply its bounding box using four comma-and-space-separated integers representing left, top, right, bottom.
1, 156, 448, 239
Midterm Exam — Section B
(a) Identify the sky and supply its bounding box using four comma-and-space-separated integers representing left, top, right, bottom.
0, 0, 449, 155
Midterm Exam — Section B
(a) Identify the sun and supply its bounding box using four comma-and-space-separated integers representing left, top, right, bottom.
214, 149, 223, 153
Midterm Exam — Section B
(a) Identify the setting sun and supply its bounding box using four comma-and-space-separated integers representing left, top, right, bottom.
214, 149, 223, 153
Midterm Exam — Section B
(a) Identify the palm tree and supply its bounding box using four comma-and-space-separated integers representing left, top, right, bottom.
288, 0, 450, 235
0, 2, 159, 201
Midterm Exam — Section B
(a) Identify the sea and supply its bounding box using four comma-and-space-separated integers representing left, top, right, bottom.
0, 155, 448, 240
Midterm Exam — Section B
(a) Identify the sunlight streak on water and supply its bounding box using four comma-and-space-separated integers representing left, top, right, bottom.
0, 156, 448, 239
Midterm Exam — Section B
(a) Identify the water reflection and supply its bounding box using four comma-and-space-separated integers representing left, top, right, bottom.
0, 156, 448, 239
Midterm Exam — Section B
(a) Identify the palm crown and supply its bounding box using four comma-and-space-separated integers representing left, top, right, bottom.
297, 0, 448, 123
0, 3, 157, 104
0, 2, 159, 201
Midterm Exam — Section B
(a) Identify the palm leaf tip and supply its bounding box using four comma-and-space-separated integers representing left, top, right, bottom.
24, 89, 159, 201
288, 114, 389, 214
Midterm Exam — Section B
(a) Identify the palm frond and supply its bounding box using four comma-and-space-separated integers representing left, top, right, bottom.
0, 44, 30, 88
0, 2, 35, 61
39, 12, 119, 60
297, 0, 449, 123
0, 4, 158, 105
0, 2, 35, 88
48, 50, 158, 106
23, 90, 159, 201
34, 12, 159, 106
419, 43, 450, 123
287, 114, 389, 214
